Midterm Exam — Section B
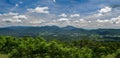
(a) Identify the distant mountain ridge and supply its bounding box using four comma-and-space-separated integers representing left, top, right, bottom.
1, 26, 120, 36
1, 26, 120, 41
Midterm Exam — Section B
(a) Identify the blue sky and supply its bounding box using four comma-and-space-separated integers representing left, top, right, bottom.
0, 0, 120, 28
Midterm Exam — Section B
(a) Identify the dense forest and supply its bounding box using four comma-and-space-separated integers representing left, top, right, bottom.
0, 36, 120, 58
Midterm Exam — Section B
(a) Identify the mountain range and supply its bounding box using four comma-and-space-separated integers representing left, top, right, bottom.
0, 26, 120, 41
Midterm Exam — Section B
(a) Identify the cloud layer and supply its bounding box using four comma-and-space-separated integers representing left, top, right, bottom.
0, 0, 120, 29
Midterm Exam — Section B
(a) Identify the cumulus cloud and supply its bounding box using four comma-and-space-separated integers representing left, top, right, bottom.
12, 15, 27, 20
2, 19, 22, 23
93, 6, 112, 17
98, 6, 112, 14
74, 19, 91, 23
58, 18, 69, 21
27, 7, 49, 14
0, 12, 19, 16
96, 16, 120, 24
58, 13, 80, 18
79, 19, 86, 22
0, 12, 27, 23
110, 16, 120, 24
96, 19, 109, 23
83, 6, 113, 20
58, 13, 67, 17
70, 14, 80, 17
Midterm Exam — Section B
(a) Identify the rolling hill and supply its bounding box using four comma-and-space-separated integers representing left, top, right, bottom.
0, 26, 120, 41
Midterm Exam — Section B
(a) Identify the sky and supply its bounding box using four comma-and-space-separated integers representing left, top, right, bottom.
0, 0, 120, 29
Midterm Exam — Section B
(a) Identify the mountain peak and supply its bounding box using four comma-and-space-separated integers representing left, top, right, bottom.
62, 26, 77, 30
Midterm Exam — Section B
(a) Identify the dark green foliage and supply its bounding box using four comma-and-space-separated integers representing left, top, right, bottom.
0, 36, 93, 58
0, 36, 120, 58
73, 40, 120, 58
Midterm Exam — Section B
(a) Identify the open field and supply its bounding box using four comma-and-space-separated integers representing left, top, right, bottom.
0, 54, 8, 58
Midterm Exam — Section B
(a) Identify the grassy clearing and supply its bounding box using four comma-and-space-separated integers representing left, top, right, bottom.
0, 54, 8, 58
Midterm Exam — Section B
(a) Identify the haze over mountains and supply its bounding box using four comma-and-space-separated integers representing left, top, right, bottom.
0, 26, 120, 41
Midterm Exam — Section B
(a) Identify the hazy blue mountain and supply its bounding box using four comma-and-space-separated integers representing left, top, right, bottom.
1, 26, 120, 36
1, 26, 120, 41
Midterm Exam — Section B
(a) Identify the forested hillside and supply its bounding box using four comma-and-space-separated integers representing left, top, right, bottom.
1, 26, 120, 41
0, 36, 120, 58
1, 26, 120, 58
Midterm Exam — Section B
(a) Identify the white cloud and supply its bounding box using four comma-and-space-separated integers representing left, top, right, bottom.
96, 16, 120, 24
98, 6, 112, 13
58, 18, 69, 21
70, 14, 80, 17
53, 0, 56, 2
0, 13, 27, 23
0, 12, 19, 16
96, 19, 109, 23
28, 7, 49, 14
29, 20, 45, 24
12, 15, 27, 19
58, 13, 67, 17
92, 6, 112, 17
2, 19, 22, 23
97, 13, 103, 16
77, 19, 91, 23
83, 6, 113, 20
15, 4, 19, 7
79, 19, 86, 22
110, 16, 120, 24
